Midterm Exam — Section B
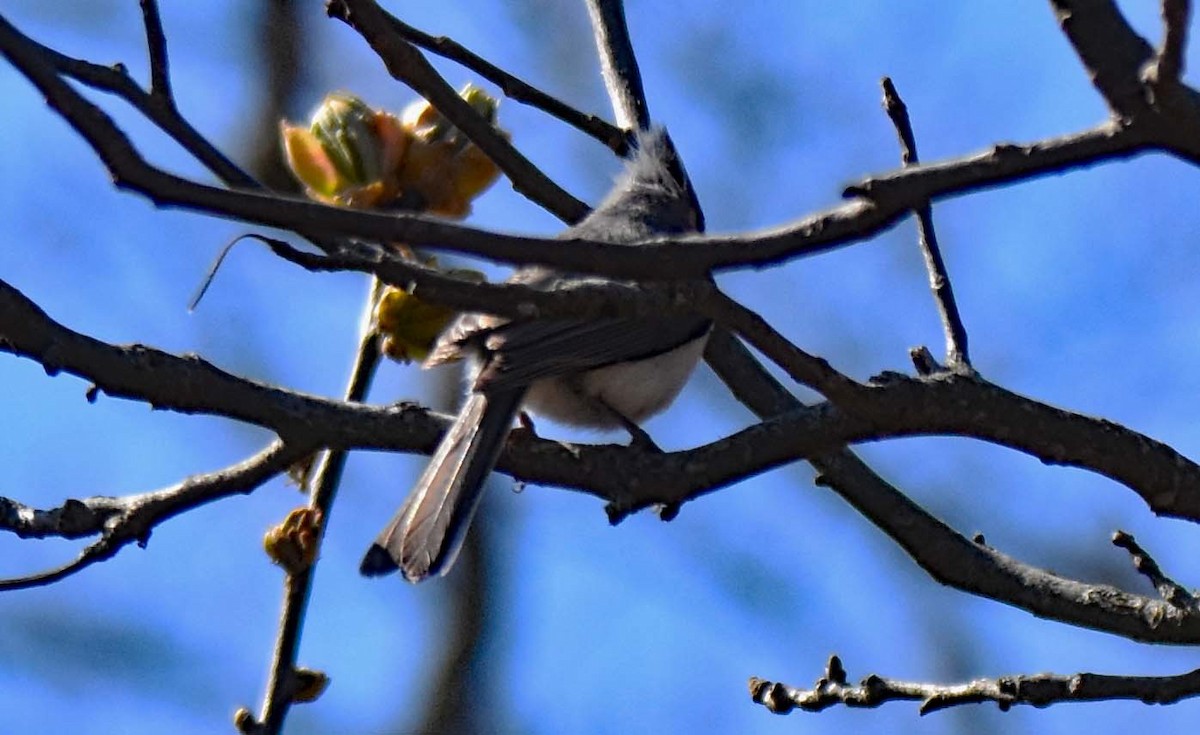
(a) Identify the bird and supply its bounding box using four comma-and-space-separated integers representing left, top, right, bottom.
360, 127, 710, 582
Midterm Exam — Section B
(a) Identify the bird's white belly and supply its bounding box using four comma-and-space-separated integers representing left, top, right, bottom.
522, 335, 708, 428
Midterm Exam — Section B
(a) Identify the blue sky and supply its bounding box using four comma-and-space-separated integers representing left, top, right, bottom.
3, 1, 1200, 733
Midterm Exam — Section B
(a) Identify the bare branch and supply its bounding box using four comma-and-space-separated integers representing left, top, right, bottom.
5, 220, 1199, 643
584, 0, 650, 131
251, 326, 383, 735
11, 6, 1200, 656
704, 340, 1200, 645
880, 77, 971, 369
381, 13, 627, 154
1143, 0, 1192, 98
255, 235, 711, 324
1156, 0, 1191, 82
844, 121, 1147, 211
1112, 530, 1200, 611
2, 21, 1174, 281
0, 277, 411, 445
1049, 0, 1156, 118
845, 370, 1200, 527
137, 0, 175, 106
9, 22, 254, 192
703, 328, 799, 418
11, 267, 1200, 542
750, 655, 1200, 714
326, 0, 590, 223
701, 289, 867, 405
0, 495, 127, 541
0, 441, 303, 591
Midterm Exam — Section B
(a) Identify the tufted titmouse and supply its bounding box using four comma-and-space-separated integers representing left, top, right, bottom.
360, 127, 709, 582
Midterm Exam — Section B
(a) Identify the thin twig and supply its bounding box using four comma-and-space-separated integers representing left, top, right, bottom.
1112, 530, 1200, 611
261, 234, 723, 333
27, 25, 256, 188
253, 299, 383, 735
750, 655, 1200, 714
0, 540, 122, 592
880, 77, 971, 369
137, 0, 175, 106
381, 13, 627, 154
327, 0, 590, 224
584, 0, 650, 131
699, 288, 868, 406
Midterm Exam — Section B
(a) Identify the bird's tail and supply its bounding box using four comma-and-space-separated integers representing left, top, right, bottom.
360, 389, 524, 581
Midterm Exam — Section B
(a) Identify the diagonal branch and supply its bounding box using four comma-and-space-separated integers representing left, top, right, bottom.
1153, 0, 1191, 83
326, 0, 590, 223
1112, 530, 1200, 611
0, 277, 410, 446
584, 0, 650, 131
1050, 1, 1200, 161
700, 289, 867, 405
843, 121, 1148, 209
380, 12, 627, 153
703, 337, 1200, 645
25, 25, 257, 189
1049, 0, 1156, 118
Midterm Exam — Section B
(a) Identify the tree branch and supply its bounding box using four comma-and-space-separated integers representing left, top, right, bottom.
137, 0, 175, 106
380, 12, 627, 153
9, 274, 1200, 543
9, 3, 1200, 667
701, 289, 867, 404
880, 77, 971, 370
584, 0, 650, 131
1152, 0, 1191, 83
1049, 0, 1156, 118
750, 655, 1200, 714
0, 277, 415, 446
251, 324, 383, 735
4, 19, 1181, 281
326, 0, 591, 224
15, 20, 255, 190
703, 328, 799, 417
1049, 0, 1200, 162
1112, 530, 1200, 611
0, 441, 303, 591
704, 338, 1200, 645
9, 266, 1200, 638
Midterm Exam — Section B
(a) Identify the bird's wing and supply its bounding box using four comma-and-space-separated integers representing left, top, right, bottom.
423, 265, 709, 387
472, 315, 710, 390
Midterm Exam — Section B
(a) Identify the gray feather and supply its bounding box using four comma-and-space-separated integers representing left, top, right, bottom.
360, 389, 524, 581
